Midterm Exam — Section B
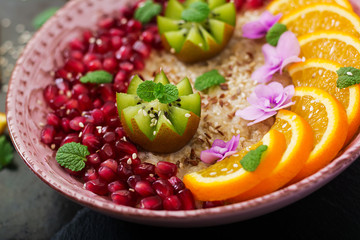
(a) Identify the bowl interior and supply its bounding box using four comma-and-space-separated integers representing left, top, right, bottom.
6, 0, 360, 227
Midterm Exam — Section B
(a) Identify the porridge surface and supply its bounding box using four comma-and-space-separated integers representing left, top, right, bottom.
136, 9, 290, 178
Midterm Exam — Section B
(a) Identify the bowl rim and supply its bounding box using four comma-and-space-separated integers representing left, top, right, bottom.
6, 0, 360, 223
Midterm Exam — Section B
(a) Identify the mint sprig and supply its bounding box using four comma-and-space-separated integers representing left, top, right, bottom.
181, 2, 210, 23
56, 142, 90, 172
266, 23, 288, 46
135, 0, 162, 24
194, 69, 226, 91
0, 136, 14, 170
137, 81, 179, 104
240, 145, 268, 172
80, 70, 113, 84
336, 67, 360, 89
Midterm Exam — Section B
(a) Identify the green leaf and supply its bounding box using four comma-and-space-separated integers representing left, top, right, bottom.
194, 69, 226, 91
181, 2, 210, 23
266, 23, 288, 46
135, 0, 162, 24
137, 80, 157, 102
158, 84, 179, 104
240, 145, 268, 172
55, 142, 89, 172
0, 136, 14, 170
154, 82, 165, 99
336, 67, 360, 89
80, 70, 113, 84
32, 7, 59, 30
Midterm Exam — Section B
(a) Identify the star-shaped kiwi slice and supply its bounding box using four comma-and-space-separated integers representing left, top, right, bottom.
157, 0, 236, 63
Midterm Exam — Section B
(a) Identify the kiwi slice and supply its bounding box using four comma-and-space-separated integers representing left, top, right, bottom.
157, 0, 236, 63
116, 71, 201, 153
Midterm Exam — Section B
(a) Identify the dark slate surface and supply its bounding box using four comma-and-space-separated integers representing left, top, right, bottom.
1, 1, 360, 240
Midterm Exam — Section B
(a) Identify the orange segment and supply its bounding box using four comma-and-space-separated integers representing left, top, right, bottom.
289, 87, 348, 183
289, 59, 360, 143
230, 110, 314, 202
267, 0, 352, 15
279, 3, 360, 38
298, 31, 360, 69
183, 129, 286, 201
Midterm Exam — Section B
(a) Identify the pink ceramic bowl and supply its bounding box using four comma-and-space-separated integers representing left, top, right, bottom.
6, 0, 360, 227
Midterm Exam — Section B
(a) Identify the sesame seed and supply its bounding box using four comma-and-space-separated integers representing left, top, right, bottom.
127, 158, 132, 165
50, 144, 56, 150
79, 122, 84, 128
185, 113, 191, 118
209, 172, 216, 176
233, 163, 239, 168
129, 188, 135, 192
132, 153, 137, 159
347, 72, 353, 76
153, 131, 157, 135
89, 37, 96, 44
221, 168, 228, 172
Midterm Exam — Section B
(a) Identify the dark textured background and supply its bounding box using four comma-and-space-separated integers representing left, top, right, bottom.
1, 1, 360, 239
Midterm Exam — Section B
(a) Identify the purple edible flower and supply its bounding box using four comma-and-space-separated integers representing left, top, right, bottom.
251, 31, 302, 83
236, 82, 295, 126
200, 135, 240, 164
242, 11, 282, 39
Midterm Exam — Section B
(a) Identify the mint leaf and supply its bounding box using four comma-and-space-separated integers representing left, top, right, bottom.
137, 80, 157, 102
80, 70, 113, 84
154, 83, 165, 99
336, 67, 360, 89
181, 2, 210, 23
158, 84, 179, 104
194, 69, 226, 91
0, 136, 13, 170
240, 145, 268, 172
135, 0, 162, 24
266, 23, 288, 46
55, 142, 89, 172
32, 7, 59, 30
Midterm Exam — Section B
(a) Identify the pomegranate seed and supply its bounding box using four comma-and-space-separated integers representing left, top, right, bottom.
127, 19, 142, 32
103, 57, 118, 72
111, 190, 136, 206
202, 201, 224, 208
65, 99, 79, 110
233, 0, 245, 10
245, 0, 264, 8
99, 85, 115, 102
139, 196, 162, 210
155, 161, 177, 179
163, 195, 182, 210
65, 168, 83, 176
82, 133, 101, 150
81, 123, 95, 135
40, 125, 56, 144
141, 30, 154, 44
55, 78, 70, 92
98, 17, 115, 29
103, 131, 116, 143
65, 59, 85, 74
67, 109, 81, 119
93, 99, 103, 109
106, 116, 121, 128
87, 153, 101, 166
53, 132, 65, 147
133, 162, 155, 178
119, 7, 133, 19
50, 95, 68, 109
69, 38, 86, 52
72, 83, 89, 98
108, 180, 127, 192
177, 189, 196, 210
85, 179, 109, 195
132, 40, 150, 58
55, 68, 72, 81
101, 159, 118, 172
101, 101, 118, 116
61, 118, 71, 132
115, 140, 137, 155
90, 109, 105, 125
168, 176, 185, 193
116, 45, 132, 60
110, 35, 123, 51
115, 127, 126, 138
47, 113, 61, 128
95, 36, 110, 54
69, 116, 86, 131
70, 50, 83, 60
109, 28, 125, 36
99, 143, 116, 160
114, 70, 127, 83
43, 85, 58, 103
78, 94, 93, 111
135, 180, 155, 197
82, 30, 93, 43
83, 53, 98, 66
87, 59, 103, 71
98, 165, 117, 182
117, 162, 133, 180
131, 54, 145, 70
119, 61, 134, 72
152, 179, 174, 199
60, 133, 80, 146
126, 174, 141, 188
83, 167, 99, 182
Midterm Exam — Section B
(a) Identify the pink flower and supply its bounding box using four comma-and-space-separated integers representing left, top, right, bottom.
200, 135, 240, 164
236, 82, 295, 126
242, 11, 282, 39
252, 31, 302, 83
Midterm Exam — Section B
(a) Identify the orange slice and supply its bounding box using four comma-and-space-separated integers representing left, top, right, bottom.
0, 112, 6, 135
267, 0, 352, 15
289, 87, 348, 183
298, 31, 360, 69
289, 59, 360, 144
230, 110, 313, 202
183, 129, 287, 201
279, 3, 360, 38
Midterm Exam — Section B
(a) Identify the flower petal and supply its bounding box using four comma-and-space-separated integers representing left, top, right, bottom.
200, 150, 223, 164
212, 139, 227, 148
261, 11, 282, 29
251, 64, 279, 83
242, 21, 268, 39
236, 106, 265, 120
218, 150, 238, 162
280, 56, 302, 73
262, 44, 278, 63
276, 31, 301, 59
247, 111, 277, 126
225, 134, 240, 152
